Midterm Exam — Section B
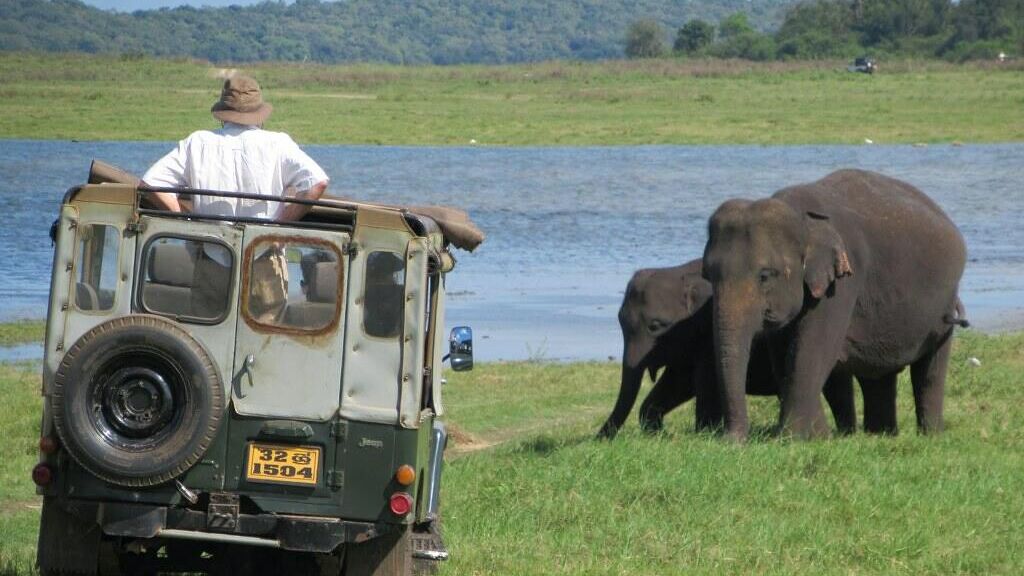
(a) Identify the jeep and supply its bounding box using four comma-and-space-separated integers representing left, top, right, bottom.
33, 163, 476, 575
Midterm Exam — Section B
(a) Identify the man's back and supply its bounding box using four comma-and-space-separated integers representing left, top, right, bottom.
143, 123, 326, 219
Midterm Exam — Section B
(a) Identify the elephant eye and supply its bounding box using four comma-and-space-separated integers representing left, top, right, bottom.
759, 268, 780, 284
647, 319, 667, 333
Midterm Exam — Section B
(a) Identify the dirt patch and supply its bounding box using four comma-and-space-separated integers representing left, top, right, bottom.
446, 423, 496, 458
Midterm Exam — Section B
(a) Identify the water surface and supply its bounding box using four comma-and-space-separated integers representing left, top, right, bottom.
1, 141, 1021, 360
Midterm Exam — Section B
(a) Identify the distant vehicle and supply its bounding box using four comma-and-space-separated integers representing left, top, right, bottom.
34, 161, 478, 575
848, 57, 877, 74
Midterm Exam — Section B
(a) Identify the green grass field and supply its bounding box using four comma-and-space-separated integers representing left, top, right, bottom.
1, 53, 1022, 145
1, 329, 1021, 574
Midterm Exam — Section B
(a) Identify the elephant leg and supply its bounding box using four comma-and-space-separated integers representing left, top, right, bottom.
693, 359, 723, 432
639, 365, 694, 434
822, 370, 855, 435
598, 362, 647, 439
859, 372, 899, 434
778, 316, 849, 439
910, 330, 953, 434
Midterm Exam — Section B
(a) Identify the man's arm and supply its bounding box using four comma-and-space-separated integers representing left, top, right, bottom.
142, 138, 189, 212
144, 189, 184, 212
278, 180, 329, 222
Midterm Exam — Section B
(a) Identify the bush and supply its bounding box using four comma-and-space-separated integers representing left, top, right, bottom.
944, 39, 1015, 61
674, 19, 715, 54
624, 19, 667, 59
710, 32, 777, 61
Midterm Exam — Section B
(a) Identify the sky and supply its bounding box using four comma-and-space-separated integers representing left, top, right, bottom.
83, 0, 277, 10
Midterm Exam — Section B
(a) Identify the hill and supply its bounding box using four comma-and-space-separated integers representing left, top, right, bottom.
0, 0, 798, 64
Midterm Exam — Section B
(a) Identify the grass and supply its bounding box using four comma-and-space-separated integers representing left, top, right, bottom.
1, 330, 1021, 574
0, 322, 44, 348
1, 53, 1022, 145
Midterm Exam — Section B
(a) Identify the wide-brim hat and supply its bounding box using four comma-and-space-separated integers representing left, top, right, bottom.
211, 75, 272, 125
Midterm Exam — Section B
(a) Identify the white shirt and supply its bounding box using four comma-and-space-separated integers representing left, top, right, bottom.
143, 123, 329, 219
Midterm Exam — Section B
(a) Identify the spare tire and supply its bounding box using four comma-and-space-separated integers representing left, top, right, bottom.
52, 315, 224, 487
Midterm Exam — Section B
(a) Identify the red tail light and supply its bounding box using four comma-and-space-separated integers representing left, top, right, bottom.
39, 436, 60, 455
32, 464, 54, 487
389, 492, 413, 516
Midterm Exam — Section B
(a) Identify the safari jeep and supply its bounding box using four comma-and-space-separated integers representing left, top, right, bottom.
34, 171, 476, 575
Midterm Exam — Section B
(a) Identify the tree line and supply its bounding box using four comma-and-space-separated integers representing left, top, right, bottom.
627, 0, 1023, 61
0, 0, 794, 64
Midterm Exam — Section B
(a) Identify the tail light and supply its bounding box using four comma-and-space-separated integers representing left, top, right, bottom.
39, 436, 60, 455
32, 464, 54, 487
395, 464, 416, 486
389, 492, 413, 516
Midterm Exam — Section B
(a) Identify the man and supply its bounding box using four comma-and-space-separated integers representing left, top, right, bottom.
142, 75, 329, 320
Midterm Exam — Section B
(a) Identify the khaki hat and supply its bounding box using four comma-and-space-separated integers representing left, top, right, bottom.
211, 75, 272, 125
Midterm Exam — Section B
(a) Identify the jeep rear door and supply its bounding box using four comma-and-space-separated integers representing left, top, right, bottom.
231, 225, 350, 421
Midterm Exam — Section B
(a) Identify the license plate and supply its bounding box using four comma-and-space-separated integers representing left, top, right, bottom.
246, 443, 321, 486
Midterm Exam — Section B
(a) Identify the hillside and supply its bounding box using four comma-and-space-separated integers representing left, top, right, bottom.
0, 0, 798, 64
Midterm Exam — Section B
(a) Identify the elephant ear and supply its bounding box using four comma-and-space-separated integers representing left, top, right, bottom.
682, 276, 712, 316
803, 212, 853, 299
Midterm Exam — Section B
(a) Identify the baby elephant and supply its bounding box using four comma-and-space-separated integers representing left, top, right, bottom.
598, 259, 855, 439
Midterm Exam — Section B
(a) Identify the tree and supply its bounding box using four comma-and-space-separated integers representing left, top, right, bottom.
624, 19, 667, 58
674, 19, 715, 53
718, 12, 754, 40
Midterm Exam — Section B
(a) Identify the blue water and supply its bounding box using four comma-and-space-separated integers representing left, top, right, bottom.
1, 140, 1022, 360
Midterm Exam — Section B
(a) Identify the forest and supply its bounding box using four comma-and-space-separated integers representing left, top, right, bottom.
0, 0, 1020, 64
0, 0, 795, 64
657, 0, 1024, 61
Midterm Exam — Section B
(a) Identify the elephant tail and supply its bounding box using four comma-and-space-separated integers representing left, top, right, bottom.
943, 298, 970, 328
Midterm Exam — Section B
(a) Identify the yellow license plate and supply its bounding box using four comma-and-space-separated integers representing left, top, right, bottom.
246, 443, 321, 486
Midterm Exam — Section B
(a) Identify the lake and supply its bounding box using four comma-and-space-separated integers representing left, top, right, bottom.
1, 140, 1021, 361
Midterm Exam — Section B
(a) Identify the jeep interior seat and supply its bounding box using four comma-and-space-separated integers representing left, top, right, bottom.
284, 261, 338, 328
75, 282, 99, 311
143, 242, 195, 315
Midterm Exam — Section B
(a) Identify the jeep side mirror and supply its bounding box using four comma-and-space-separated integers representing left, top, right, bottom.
448, 326, 473, 372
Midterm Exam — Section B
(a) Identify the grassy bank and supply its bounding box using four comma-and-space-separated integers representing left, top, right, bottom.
0, 321, 44, 348
0, 330, 1021, 573
1, 53, 1022, 145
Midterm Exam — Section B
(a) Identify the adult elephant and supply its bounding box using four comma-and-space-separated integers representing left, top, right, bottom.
597, 259, 856, 439
702, 169, 966, 440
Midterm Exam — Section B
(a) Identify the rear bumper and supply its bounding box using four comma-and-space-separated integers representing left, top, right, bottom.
61, 498, 385, 553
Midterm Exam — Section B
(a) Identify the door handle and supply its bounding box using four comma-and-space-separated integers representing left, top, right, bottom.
234, 354, 256, 398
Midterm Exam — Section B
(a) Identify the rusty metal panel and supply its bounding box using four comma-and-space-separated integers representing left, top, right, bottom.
232, 225, 349, 421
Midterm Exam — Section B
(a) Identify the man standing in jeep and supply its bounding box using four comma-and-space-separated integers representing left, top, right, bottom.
143, 74, 330, 220
142, 74, 330, 319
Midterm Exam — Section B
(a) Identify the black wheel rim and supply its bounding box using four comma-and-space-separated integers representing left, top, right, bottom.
88, 349, 187, 451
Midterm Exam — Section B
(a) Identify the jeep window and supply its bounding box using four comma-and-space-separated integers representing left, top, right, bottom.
74, 224, 120, 311
364, 251, 405, 338
245, 240, 341, 331
140, 237, 232, 322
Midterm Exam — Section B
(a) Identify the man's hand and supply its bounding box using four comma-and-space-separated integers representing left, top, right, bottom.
279, 181, 328, 221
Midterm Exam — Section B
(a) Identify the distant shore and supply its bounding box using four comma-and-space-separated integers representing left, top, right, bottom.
1, 53, 1022, 146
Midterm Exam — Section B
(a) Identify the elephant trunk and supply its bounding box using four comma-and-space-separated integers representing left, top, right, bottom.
598, 355, 645, 440
712, 285, 759, 441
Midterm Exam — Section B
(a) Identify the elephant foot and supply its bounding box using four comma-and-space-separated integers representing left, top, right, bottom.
638, 414, 665, 435
596, 421, 620, 440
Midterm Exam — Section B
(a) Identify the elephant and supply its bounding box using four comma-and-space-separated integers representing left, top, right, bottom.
701, 169, 966, 440
597, 259, 857, 439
